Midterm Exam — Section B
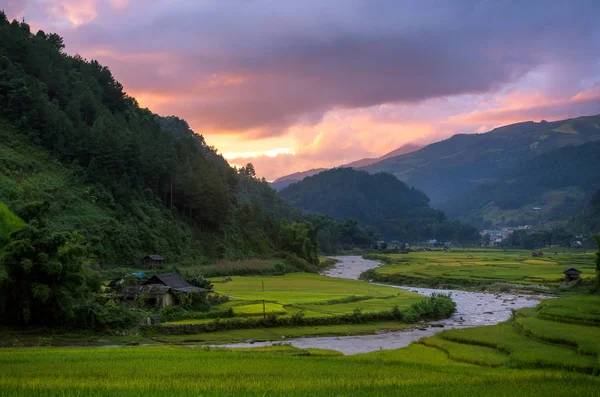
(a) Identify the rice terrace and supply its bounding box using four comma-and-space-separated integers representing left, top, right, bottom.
3, 252, 600, 395
2, 1, 600, 396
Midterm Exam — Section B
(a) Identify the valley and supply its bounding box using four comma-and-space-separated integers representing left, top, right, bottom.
2, 253, 600, 396
1, 6, 600, 397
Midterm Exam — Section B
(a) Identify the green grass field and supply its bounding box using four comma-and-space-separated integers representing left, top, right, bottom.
199, 273, 424, 320
365, 250, 595, 287
420, 294, 600, 374
2, 251, 600, 395
155, 321, 415, 344
1, 344, 599, 396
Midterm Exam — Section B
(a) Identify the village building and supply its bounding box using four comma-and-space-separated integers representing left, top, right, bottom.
142, 254, 165, 269
122, 273, 208, 307
563, 267, 581, 282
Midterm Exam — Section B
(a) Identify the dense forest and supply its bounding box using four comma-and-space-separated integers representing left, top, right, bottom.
280, 168, 479, 243
443, 141, 600, 229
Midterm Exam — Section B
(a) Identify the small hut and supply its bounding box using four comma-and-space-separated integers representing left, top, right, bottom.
531, 251, 544, 257
122, 284, 175, 307
563, 267, 581, 282
142, 254, 165, 269
144, 273, 206, 294
121, 273, 208, 308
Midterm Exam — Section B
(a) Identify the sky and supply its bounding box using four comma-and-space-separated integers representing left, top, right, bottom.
3, 0, 600, 180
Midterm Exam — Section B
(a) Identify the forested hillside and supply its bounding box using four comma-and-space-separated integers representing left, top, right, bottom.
0, 14, 334, 266
0, 13, 383, 268
442, 141, 600, 229
363, 116, 600, 205
280, 168, 479, 243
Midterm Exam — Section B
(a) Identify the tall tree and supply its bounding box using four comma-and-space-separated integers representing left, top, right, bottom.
0, 224, 99, 326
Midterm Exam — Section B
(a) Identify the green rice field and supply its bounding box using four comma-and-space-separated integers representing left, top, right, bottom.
1, 342, 600, 396
3, 294, 600, 396
163, 273, 425, 325
2, 252, 600, 395
420, 294, 600, 374
365, 250, 595, 286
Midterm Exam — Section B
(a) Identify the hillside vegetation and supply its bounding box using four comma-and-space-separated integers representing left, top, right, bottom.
443, 141, 600, 229
280, 168, 479, 242
363, 116, 600, 208
0, 202, 23, 248
0, 14, 329, 266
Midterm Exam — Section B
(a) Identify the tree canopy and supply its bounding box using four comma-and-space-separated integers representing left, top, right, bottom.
280, 168, 479, 243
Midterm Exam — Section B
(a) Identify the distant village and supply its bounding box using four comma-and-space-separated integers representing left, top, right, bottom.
376, 224, 588, 251
480, 225, 532, 246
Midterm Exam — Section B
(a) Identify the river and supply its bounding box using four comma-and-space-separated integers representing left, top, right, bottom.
217, 256, 550, 355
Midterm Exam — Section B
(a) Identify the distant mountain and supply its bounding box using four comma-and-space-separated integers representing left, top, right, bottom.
362, 115, 600, 206
568, 189, 600, 233
271, 168, 327, 191
270, 143, 422, 191
442, 141, 600, 229
279, 168, 479, 242
343, 143, 423, 168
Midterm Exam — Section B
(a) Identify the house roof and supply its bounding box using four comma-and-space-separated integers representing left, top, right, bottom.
144, 254, 164, 261
122, 284, 172, 299
145, 273, 208, 293
563, 267, 581, 274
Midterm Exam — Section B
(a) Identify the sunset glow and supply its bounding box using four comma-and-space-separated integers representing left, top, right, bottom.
7, 0, 600, 181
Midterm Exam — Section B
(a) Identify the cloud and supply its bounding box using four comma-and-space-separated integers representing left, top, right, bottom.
2, 0, 28, 18
21, 0, 597, 137
8, 1, 600, 180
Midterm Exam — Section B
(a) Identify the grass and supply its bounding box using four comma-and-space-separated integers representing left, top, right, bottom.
2, 251, 600, 395
205, 272, 424, 320
190, 258, 288, 277
155, 321, 415, 344
365, 250, 595, 288
0, 202, 23, 245
420, 336, 509, 367
157, 273, 432, 335
438, 323, 598, 373
212, 272, 422, 304
420, 294, 600, 374
0, 344, 599, 396
536, 295, 600, 325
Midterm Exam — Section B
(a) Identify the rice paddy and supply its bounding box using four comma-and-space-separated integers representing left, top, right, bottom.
2, 343, 600, 396
2, 252, 600, 395
365, 250, 595, 287
163, 273, 425, 325
420, 294, 600, 374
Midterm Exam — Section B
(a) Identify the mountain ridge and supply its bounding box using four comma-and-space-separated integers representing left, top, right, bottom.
279, 167, 479, 242
270, 143, 422, 191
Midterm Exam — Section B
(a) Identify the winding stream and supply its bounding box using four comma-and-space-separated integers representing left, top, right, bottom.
218, 256, 550, 355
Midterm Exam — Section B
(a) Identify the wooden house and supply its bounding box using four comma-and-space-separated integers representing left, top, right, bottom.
144, 273, 207, 294
122, 284, 175, 307
142, 254, 165, 269
122, 273, 208, 308
563, 267, 581, 282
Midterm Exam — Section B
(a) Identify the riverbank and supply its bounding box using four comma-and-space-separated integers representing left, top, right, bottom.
362, 251, 595, 291
3, 256, 600, 396
205, 256, 549, 354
